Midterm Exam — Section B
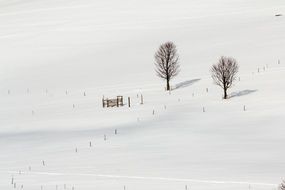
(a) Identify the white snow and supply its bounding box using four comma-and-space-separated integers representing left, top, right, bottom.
0, 0, 285, 189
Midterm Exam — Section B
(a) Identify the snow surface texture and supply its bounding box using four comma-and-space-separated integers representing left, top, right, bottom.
0, 0, 285, 189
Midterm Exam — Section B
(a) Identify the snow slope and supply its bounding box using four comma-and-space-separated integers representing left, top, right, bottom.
0, 0, 285, 189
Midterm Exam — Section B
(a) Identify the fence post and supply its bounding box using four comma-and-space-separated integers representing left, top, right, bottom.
140, 94, 143, 104
128, 97, 131, 107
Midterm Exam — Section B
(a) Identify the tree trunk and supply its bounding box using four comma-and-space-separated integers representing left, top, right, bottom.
166, 79, 170, 91
223, 88, 227, 99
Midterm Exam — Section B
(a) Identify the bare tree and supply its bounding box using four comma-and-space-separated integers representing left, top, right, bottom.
279, 179, 285, 190
211, 56, 239, 99
154, 41, 180, 91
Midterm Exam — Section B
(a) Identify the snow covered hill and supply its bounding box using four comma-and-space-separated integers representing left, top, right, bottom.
0, 0, 285, 189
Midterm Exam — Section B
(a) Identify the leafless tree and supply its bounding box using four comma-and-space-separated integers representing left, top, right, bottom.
279, 179, 285, 190
211, 56, 239, 99
154, 41, 180, 91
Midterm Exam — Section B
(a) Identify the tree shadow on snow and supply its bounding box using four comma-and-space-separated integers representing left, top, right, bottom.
173, 79, 201, 90
229, 89, 258, 98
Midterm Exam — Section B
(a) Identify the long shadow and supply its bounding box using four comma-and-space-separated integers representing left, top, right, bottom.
229, 89, 258, 98
173, 79, 201, 90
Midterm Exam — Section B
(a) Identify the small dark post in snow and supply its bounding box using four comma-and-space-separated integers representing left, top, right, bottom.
29, 166, 31, 171
8, 90, 10, 95
278, 59, 280, 64
32, 110, 35, 115
203, 107, 205, 113
27, 88, 30, 94
185, 185, 188, 190
192, 93, 194, 97
73, 104, 75, 109
206, 88, 208, 93
84, 92, 86, 96
243, 105, 246, 111
104, 135, 107, 141
128, 97, 131, 107
11, 176, 14, 185
164, 105, 167, 110
72, 186, 75, 190
137, 94, 139, 98
89, 141, 92, 147
152, 109, 155, 115
66, 90, 68, 95
263, 66, 265, 71
41, 185, 43, 190
42, 160, 45, 166
56, 185, 58, 190
21, 184, 23, 189
75, 148, 78, 153
140, 94, 144, 104
258, 68, 260, 73
124, 185, 126, 190
115, 129, 117, 135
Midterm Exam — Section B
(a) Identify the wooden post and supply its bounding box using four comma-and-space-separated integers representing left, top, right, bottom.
102, 98, 105, 108
117, 97, 119, 107
140, 94, 143, 104
128, 97, 131, 107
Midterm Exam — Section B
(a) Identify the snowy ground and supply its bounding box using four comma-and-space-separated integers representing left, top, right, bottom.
0, 0, 285, 189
